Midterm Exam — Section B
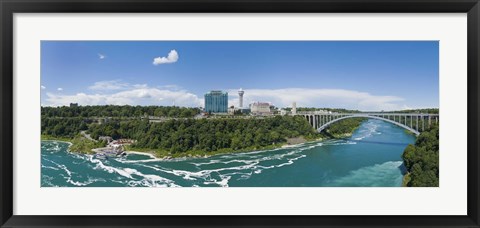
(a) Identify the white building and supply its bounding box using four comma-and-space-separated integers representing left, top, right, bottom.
228, 106, 236, 115
250, 102, 272, 115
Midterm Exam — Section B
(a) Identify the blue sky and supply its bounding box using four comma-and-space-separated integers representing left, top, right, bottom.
41, 41, 439, 111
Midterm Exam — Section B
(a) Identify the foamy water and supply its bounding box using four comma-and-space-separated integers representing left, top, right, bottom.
41, 119, 415, 187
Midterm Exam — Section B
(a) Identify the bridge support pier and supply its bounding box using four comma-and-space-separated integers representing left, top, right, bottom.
410, 115, 412, 129
416, 116, 419, 131
422, 115, 425, 132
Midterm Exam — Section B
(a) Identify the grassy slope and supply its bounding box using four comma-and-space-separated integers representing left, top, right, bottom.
42, 134, 105, 154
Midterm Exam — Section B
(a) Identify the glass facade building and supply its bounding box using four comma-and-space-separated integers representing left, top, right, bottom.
205, 90, 228, 113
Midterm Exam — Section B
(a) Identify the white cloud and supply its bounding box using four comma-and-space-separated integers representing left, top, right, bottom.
226, 88, 407, 111
157, 84, 183, 91
89, 80, 130, 91
41, 85, 46, 90
132, 84, 148, 89
98, 53, 106, 59
153, 50, 179, 65
57, 88, 63, 91
45, 81, 410, 111
45, 84, 202, 107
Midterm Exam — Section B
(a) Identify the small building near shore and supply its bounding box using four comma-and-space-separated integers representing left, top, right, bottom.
113, 139, 136, 145
98, 136, 113, 143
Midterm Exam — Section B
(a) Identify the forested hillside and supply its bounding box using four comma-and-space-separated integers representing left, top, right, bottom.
402, 124, 439, 187
88, 116, 318, 155
41, 106, 368, 157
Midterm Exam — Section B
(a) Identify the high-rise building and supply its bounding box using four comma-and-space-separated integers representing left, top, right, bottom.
238, 88, 244, 108
205, 90, 228, 113
292, 102, 297, 115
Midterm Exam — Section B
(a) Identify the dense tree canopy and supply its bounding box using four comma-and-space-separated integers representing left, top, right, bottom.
323, 118, 366, 137
87, 116, 319, 155
41, 117, 91, 138
402, 124, 439, 187
390, 108, 439, 114
41, 105, 200, 118
41, 106, 382, 157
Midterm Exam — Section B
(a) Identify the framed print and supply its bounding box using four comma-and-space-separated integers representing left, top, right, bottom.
1, 0, 479, 227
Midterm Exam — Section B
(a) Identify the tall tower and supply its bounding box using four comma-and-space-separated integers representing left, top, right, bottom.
238, 88, 245, 108
292, 102, 297, 115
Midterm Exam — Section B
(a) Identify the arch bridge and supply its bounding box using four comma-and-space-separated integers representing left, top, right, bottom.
296, 112, 439, 136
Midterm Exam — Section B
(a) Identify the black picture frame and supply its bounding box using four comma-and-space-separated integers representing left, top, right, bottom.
1, 0, 479, 227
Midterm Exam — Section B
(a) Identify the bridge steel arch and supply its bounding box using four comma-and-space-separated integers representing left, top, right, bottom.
316, 114, 420, 136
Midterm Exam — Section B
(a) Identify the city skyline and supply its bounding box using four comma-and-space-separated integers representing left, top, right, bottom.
41, 41, 439, 111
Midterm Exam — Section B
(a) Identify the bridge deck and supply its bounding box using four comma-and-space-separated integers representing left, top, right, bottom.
296, 112, 438, 136
296, 112, 439, 116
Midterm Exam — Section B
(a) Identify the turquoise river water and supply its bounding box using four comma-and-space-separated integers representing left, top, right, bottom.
41, 119, 416, 187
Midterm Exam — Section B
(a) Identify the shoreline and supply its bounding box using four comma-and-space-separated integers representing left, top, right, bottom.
42, 136, 324, 160
41, 115, 365, 159
43, 122, 363, 160
129, 135, 326, 160
41, 117, 363, 160
42, 139, 73, 145
402, 172, 411, 187
41, 123, 359, 160
124, 151, 158, 159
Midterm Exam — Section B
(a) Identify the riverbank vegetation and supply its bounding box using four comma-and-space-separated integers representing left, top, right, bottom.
68, 135, 106, 154
41, 133, 105, 154
321, 118, 366, 138
401, 124, 439, 187
88, 116, 319, 157
41, 106, 368, 157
